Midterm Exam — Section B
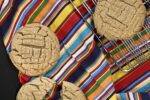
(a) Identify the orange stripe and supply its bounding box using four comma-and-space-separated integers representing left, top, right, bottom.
0, 0, 3, 6
33, 0, 55, 22
107, 34, 149, 62
88, 76, 112, 99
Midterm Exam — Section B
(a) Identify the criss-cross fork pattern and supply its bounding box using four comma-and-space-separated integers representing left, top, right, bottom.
69, 0, 150, 73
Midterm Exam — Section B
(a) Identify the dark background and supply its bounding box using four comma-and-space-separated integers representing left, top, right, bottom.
0, 37, 21, 100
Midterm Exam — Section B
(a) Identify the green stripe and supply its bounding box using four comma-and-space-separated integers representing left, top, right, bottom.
27, 0, 48, 23
0, 1, 11, 19
86, 70, 111, 96
134, 93, 138, 100
77, 41, 92, 59
108, 30, 148, 56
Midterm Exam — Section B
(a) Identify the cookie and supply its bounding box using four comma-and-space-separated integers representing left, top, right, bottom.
17, 77, 56, 100
9, 23, 60, 76
61, 81, 86, 100
94, 0, 146, 40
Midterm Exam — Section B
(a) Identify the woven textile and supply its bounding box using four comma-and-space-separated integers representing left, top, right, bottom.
0, 0, 150, 100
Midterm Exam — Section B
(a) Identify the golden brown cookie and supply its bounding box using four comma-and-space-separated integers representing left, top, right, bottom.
9, 23, 60, 76
17, 77, 56, 100
61, 81, 86, 100
94, 0, 146, 40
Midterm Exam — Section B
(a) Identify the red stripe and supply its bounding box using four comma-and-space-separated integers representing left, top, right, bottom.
80, 59, 105, 86
130, 75, 149, 90
6, 0, 32, 48
138, 93, 142, 100
19, 1, 95, 82
99, 85, 114, 99
0, 0, 14, 25
55, 1, 95, 41
79, 57, 106, 88
50, 86, 58, 99
114, 60, 150, 92
19, 73, 30, 84
58, 41, 95, 85
50, 34, 92, 78
0, 0, 9, 15
83, 64, 109, 93
43, 1, 62, 25
22, 0, 42, 25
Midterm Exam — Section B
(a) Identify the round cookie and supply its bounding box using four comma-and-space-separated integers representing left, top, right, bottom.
17, 77, 56, 100
61, 81, 86, 100
94, 0, 146, 40
9, 23, 60, 76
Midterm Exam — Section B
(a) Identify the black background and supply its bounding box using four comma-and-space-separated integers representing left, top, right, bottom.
0, 37, 21, 100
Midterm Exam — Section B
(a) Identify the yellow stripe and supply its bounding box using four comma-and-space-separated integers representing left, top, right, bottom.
108, 34, 149, 64
85, 69, 110, 94
131, 77, 150, 92
58, 41, 94, 84
60, 24, 87, 56
87, 75, 112, 99
60, 18, 92, 57
112, 51, 150, 82
88, 54, 105, 72
51, 21, 92, 76
109, 94, 118, 100
49, 0, 81, 32
75, 54, 105, 86
0, 0, 12, 21
136, 93, 140, 100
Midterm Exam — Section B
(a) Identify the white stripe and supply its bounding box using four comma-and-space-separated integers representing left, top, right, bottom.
6, 0, 35, 51
96, 82, 113, 100
41, 0, 61, 24
129, 92, 135, 100
1, 0, 9, 13
53, 35, 94, 81
53, 57, 74, 81
73, 35, 94, 58
110, 40, 150, 67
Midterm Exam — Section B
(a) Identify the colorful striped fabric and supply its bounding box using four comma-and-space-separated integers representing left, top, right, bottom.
99, 18, 150, 93
0, 0, 150, 100
110, 92, 150, 100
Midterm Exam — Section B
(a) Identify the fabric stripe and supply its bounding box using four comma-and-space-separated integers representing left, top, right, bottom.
1, 0, 149, 99
114, 60, 150, 92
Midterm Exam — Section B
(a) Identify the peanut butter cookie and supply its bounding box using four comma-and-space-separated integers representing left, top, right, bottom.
17, 77, 56, 100
94, 0, 146, 40
61, 81, 86, 100
9, 23, 60, 76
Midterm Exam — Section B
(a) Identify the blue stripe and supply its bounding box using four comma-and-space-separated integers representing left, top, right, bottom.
58, 41, 94, 83
122, 72, 150, 92
95, 82, 113, 99
67, 29, 91, 53
80, 73, 94, 89
60, 13, 92, 46
40, 1, 59, 23
45, 24, 93, 77
104, 42, 113, 49
91, 59, 107, 77
0, 0, 12, 17
120, 93, 127, 100
14, 0, 37, 32
138, 83, 150, 92
6, 0, 37, 52
80, 60, 108, 90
